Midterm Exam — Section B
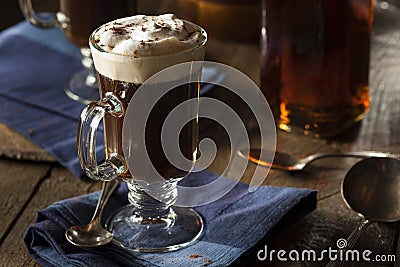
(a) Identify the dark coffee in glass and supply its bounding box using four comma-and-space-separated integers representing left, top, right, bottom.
78, 14, 207, 252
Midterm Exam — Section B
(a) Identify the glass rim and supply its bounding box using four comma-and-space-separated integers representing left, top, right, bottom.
89, 17, 207, 60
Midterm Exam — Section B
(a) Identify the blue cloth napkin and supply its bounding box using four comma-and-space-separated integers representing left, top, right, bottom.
0, 21, 87, 178
24, 171, 317, 267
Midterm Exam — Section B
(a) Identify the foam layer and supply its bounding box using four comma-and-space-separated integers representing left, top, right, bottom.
89, 14, 207, 83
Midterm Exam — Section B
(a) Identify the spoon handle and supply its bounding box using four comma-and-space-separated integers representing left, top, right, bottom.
91, 180, 120, 224
304, 151, 400, 166
326, 219, 372, 267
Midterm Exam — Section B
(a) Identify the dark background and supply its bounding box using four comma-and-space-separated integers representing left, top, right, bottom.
0, 0, 59, 31
0, 1, 24, 30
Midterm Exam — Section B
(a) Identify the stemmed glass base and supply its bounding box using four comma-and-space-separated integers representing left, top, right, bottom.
65, 69, 99, 104
106, 180, 204, 252
64, 47, 99, 104
107, 205, 203, 252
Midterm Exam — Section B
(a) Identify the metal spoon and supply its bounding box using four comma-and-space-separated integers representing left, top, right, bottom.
65, 180, 120, 247
326, 158, 400, 266
238, 148, 400, 171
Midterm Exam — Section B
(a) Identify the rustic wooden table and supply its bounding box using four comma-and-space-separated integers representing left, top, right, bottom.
1, 8, 400, 267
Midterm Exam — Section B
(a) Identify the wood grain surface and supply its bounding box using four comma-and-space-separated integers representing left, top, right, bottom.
1, 5, 400, 267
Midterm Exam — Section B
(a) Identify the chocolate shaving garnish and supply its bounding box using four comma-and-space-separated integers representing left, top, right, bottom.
183, 31, 196, 42
110, 26, 129, 35
156, 20, 166, 27
93, 15, 204, 58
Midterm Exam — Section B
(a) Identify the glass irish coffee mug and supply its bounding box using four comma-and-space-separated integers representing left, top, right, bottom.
260, 0, 373, 137
77, 16, 207, 252
18, 0, 136, 104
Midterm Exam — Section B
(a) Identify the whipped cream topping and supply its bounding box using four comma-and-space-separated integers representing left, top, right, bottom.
93, 14, 205, 57
90, 14, 206, 83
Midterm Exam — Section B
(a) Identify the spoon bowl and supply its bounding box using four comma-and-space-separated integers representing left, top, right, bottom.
326, 158, 400, 266
65, 180, 120, 247
342, 157, 400, 222
66, 223, 113, 247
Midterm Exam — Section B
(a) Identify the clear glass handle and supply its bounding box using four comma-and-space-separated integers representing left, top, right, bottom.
18, 0, 59, 28
78, 93, 127, 181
